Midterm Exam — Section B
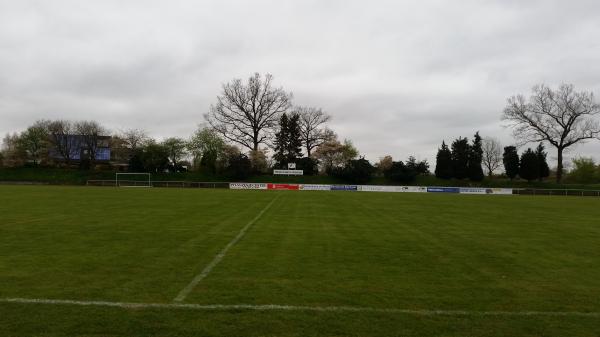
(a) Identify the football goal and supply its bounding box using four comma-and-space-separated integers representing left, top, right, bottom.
115, 173, 152, 187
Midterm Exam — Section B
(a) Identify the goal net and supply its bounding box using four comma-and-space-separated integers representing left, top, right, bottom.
115, 173, 152, 187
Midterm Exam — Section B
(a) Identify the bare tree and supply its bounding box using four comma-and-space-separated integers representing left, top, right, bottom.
502, 84, 600, 182
295, 106, 331, 157
120, 129, 150, 151
205, 73, 292, 152
47, 120, 78, 165
481, 137, 502, 178
76, 120, 108, 166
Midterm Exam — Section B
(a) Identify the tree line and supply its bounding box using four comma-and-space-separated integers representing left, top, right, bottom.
1, 75, 600, 184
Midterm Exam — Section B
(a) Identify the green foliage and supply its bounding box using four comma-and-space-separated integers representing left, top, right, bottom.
296, 157, 318, 176
536, 143, 550, 180
17, 121, 50, 165
405, 156, 430, 175
503, 146, 520, 180
435, 141, 452, 179
188, 127, 226, 172
568, 157, 599, 184
313, 136, 358, 173
467, 132, 484, 181
384, 161, 418, 183
451, 137, 470, 180
519, 148, 539, 182
225, 153, 252, 180
161, 137, 188, 171
332, 157, 375, 184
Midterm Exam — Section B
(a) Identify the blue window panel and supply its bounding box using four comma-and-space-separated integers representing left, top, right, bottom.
96, 148, 111, 161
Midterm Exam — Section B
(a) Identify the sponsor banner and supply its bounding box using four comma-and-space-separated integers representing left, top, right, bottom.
267, 183, 299, 190
359, 185, 404, 192
230, 183, 268, 190
300, 184, 332, 191
427, 187, 460, 193
273, 169, 304, 176
459, 187, 488, 195
403, 186, 428, 193
459, 187, 514, 195
330, 185, 358, 191
488, 188, 513, 195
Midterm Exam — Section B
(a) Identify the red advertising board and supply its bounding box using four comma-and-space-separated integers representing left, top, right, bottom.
267, 183, 299, 190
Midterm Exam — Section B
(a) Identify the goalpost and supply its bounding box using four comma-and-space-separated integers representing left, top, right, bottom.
115, 173, 152, 187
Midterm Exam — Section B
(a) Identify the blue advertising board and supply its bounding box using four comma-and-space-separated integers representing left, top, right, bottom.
427, 187, 460, 193
330, 185, 358, 191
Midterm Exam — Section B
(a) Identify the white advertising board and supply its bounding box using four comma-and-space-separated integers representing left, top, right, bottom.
359, 185, 428, 193
459, 187, 514, 195
273, 169, 304, 176
299, 184, 332, 191
459, 188, 488, 195
229, 183, 268, 190
359, 185, 403, 192
488, 188, 513, 195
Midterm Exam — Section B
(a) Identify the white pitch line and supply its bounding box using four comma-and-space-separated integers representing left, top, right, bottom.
173, 195, 281, 302
2, 298, 600, 317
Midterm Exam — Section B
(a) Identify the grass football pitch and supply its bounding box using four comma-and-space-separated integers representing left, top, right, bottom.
0, 185, 599, 337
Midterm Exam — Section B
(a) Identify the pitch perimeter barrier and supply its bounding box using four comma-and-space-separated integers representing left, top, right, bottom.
87, 180, 230, 189
85, 180, 600, 197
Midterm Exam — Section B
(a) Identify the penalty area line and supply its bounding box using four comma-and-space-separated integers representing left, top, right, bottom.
2, 298, 600, 317
173, 194, 281, 302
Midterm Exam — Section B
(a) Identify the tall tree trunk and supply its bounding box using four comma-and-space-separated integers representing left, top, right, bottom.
556, 147, 563, 183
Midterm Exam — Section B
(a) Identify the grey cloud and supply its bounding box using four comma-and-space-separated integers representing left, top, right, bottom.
1, 0, 600, 167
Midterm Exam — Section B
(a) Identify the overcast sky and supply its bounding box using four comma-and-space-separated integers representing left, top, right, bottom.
1, 0, 600, 167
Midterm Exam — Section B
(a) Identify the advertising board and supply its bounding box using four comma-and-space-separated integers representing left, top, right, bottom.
359, 185, 403, 192
273, 169, 303, 176
488, 188, 513, 195
267, 183, 299, 190
299, 184, 332, 191
330, 185, 358, 191
459, 188, 488, 195
229, 183, 268, 190
427, 187, 460, 193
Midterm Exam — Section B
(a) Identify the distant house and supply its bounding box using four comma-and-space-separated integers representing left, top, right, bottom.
49, 135, 111, 163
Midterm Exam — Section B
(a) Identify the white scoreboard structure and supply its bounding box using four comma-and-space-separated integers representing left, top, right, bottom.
274, 163, 303, 176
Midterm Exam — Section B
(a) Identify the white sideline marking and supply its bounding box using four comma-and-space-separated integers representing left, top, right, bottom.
2, 298, 600, 317
173, 195, 281, 302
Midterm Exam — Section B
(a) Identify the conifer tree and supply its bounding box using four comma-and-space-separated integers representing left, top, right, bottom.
536, 143, 550, 181
273, 113, 303, 168
273, 113, 289, 168
503, 146, 520, 180
467, 132, 484, 181
451, 137, 470, 180
435, 141, 453, 179
520, 148, 540, 182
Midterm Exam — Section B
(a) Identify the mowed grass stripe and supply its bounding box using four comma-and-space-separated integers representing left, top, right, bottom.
173, 194, 282, 302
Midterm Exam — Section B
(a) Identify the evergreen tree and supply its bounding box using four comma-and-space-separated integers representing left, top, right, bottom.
435, 141, 453, 179
286, 113, 303, 162
451, 137, 470, 180
467, 132, 484, 181
273, 113, 289, 168
273, 113, 303, 168
536, 143, 550, 181
503, 146, 520, 180
520, 148, 540, 182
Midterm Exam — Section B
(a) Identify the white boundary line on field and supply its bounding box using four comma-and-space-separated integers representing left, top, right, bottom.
173, 195, 281, 302
2, 298, 600, 317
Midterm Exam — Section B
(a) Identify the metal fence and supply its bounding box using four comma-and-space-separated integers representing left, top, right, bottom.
513, 188, 600, 197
